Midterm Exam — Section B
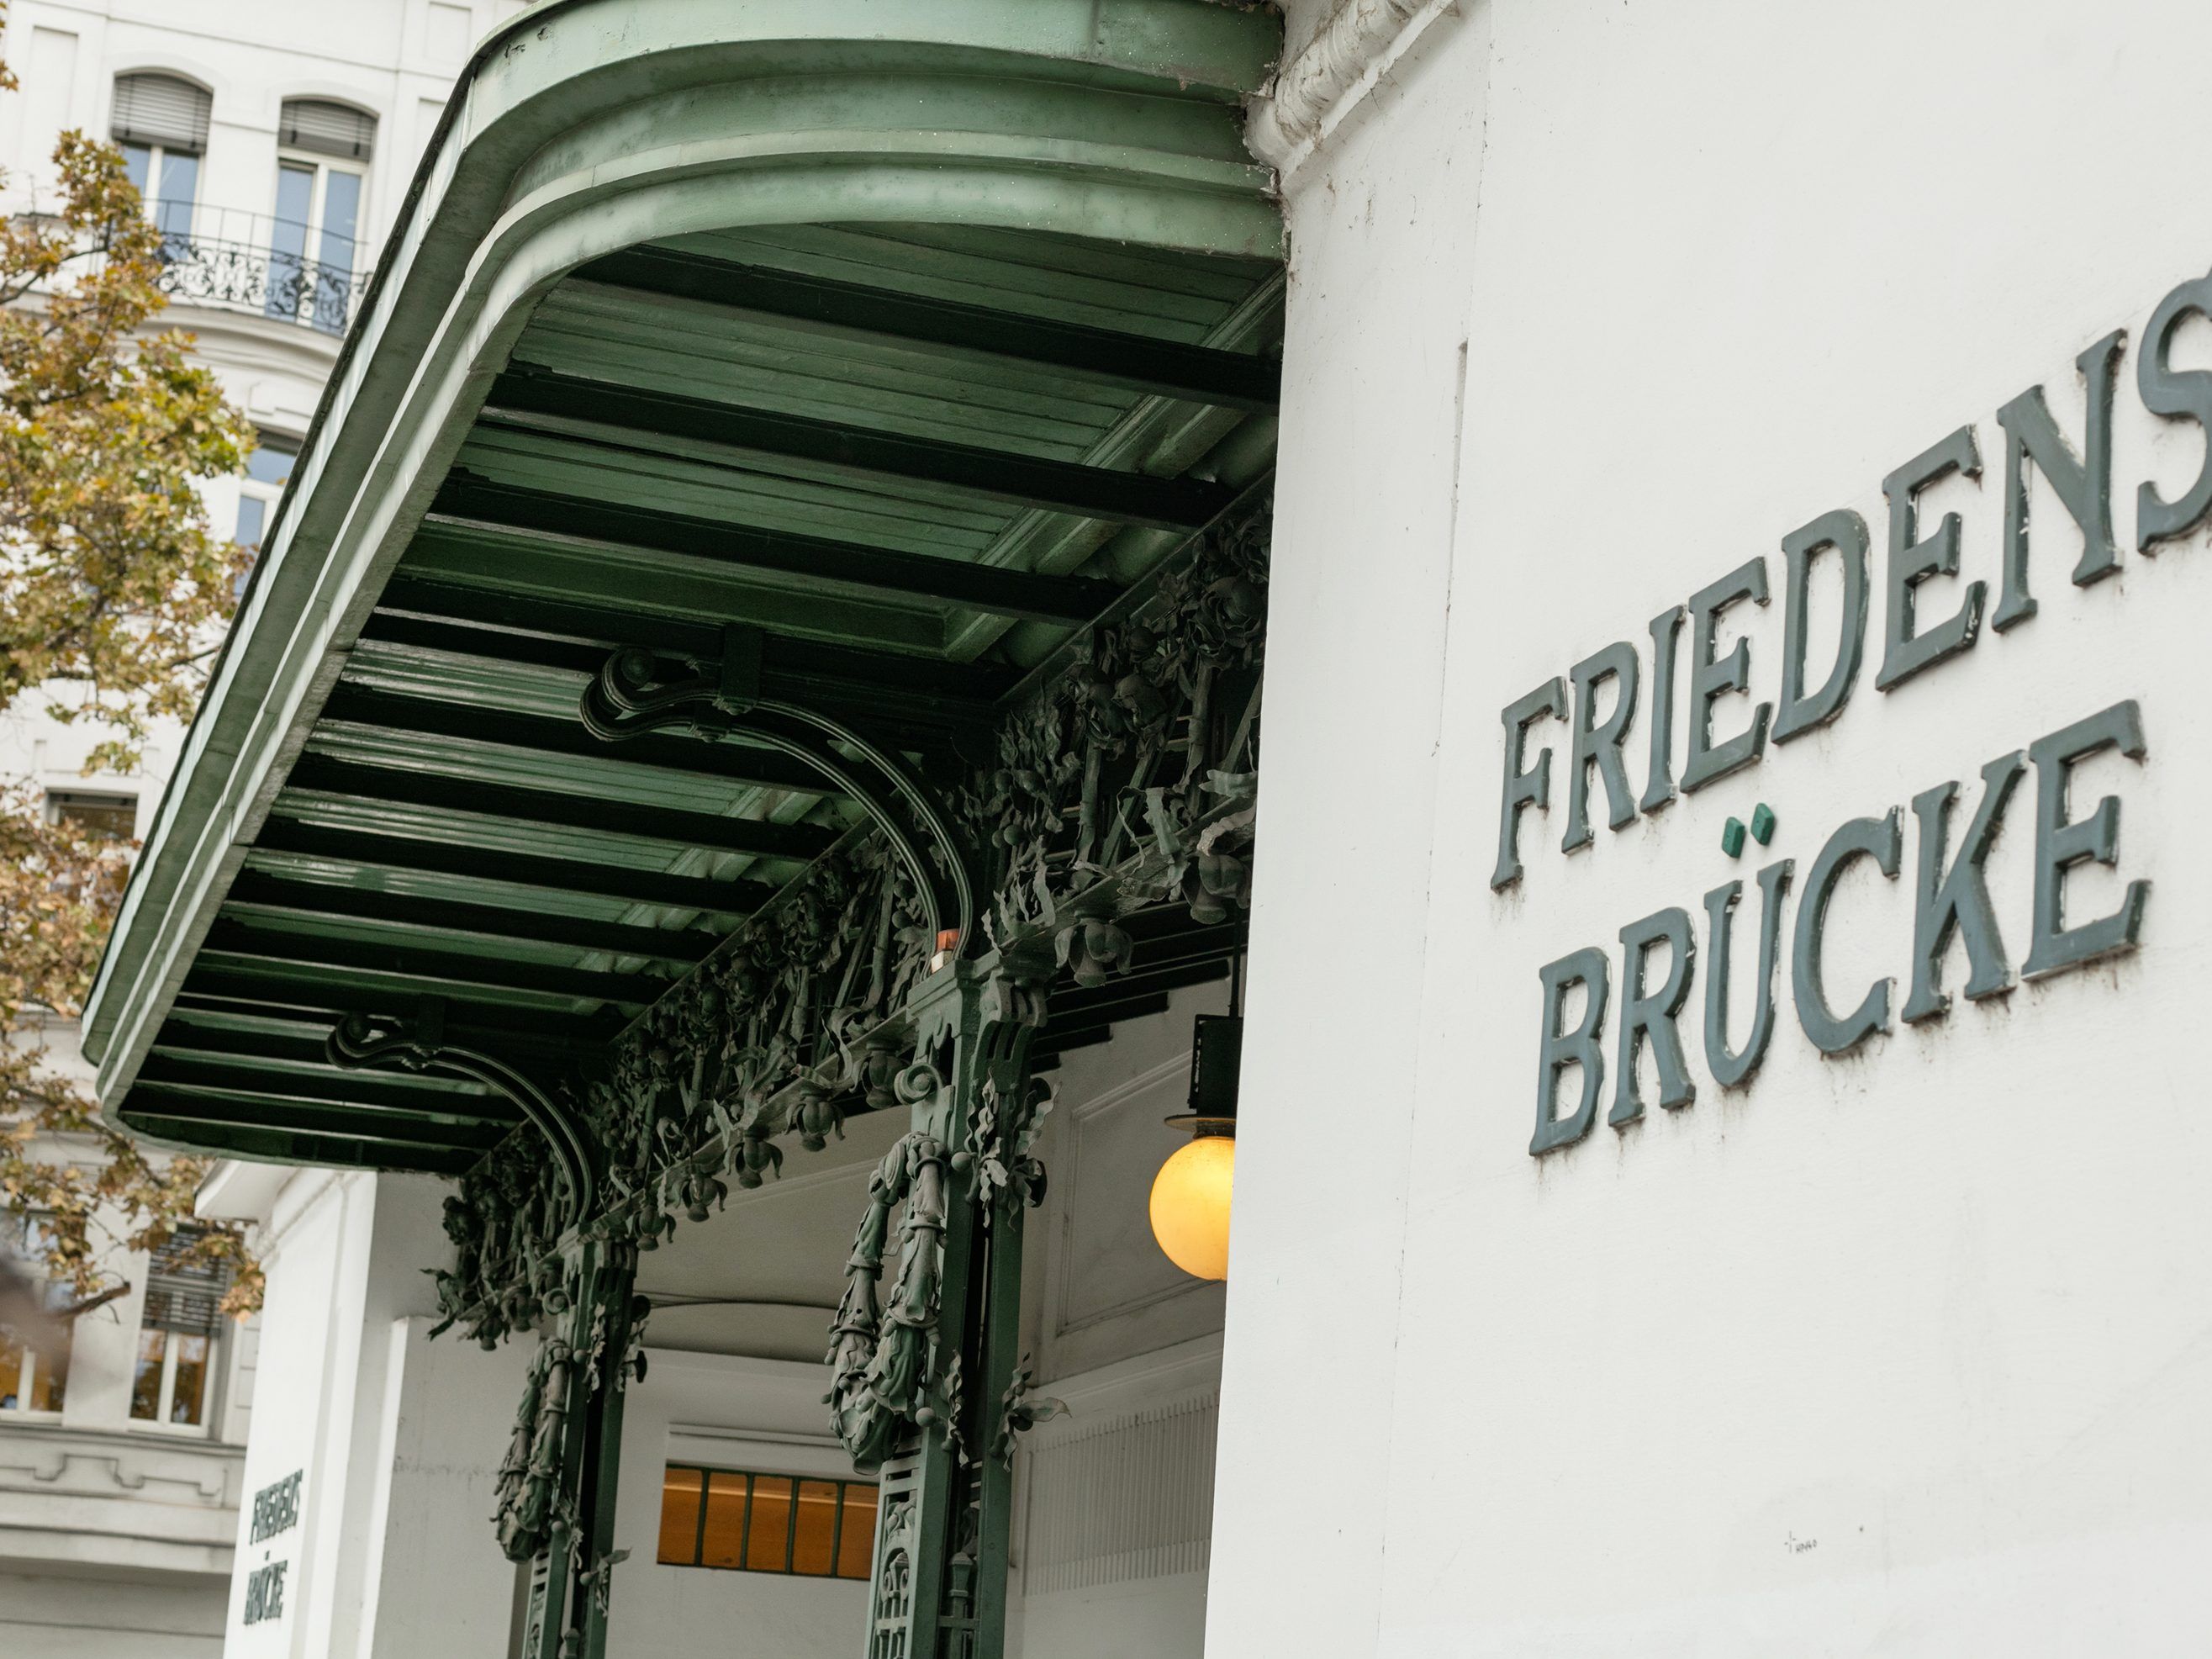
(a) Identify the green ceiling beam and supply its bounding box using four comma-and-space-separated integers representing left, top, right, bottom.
166, 987, 622, 1053
174, 975, 610, 1033
428, 473, 1121, 625
1034, 991, 1175, 1046
136, 1052, 520, 1122
153, 1013, 560, 1075
198, 922, 665, 1007
362, 591, 1007, 737
123, 1091, 503, 1154
277, 754, 833, 864
372, 578, 1015, 700
250, 820, 774, 916
222, 869, 715, 964
119, 1110, 481, 1176
478, 369, 1238, 531
573, 246, 1280, 412
403, 525, 950, 655
1123, 921, 1250, 974
314, 684, 837, 797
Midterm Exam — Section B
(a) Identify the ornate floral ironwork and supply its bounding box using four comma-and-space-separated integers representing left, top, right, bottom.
369, 506, 1265, 1656
421, 506, 1268, 1351
827, 1119, 953, 1469
154, 234, 362, 335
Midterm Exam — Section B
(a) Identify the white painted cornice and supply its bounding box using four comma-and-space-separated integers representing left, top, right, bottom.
1244, 0, 1463, 182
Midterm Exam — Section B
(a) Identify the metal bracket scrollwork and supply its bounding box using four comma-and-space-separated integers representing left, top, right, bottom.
325, 1001, 596, 1230
578, 624, 979, 957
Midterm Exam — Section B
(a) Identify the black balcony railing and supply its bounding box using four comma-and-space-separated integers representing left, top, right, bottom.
146, 207, 371, 337
156, 235, 361, 335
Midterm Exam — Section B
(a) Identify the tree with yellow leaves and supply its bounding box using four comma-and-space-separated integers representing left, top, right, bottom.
0, 13, 262, 1318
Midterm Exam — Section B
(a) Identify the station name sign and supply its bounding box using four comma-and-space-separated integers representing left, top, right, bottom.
1494, 268, 2212, 1156
244, 1468, 303, 1627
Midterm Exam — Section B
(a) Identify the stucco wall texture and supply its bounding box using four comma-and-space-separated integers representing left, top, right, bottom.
1216, 2, 2212, 1653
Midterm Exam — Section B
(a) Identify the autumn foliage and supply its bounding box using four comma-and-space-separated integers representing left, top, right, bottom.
1, 24, 262, 1315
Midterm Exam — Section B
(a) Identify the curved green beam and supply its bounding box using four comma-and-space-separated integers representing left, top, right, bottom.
82, 0, 1282, 1149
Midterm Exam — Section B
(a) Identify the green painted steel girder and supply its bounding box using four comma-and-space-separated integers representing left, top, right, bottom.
250, 821, 776, 917
160, 998, 611, 1064
573, 246, 1281, 412
314, 684, 844, 798
116, 1109, 484, 1176
198, 921, 666, 1008
361, 594, 1008, 737
372, 579, 1016, 703
150, 1017, 565, 1086
126, 1086, 509, 1147
135, 1053, 520, 1122
221, 870, 715, 964
277, 755, 832, 864
172, 975, 625, 1037
429, 471, 1127, 624
479, 368, 1239, 532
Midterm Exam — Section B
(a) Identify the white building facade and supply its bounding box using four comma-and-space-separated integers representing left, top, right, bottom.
0, 3, 521, 1649
1216, 0, 2212, 1652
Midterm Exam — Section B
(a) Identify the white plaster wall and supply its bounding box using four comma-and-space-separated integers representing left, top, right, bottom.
1009, 987, 1233, 1658
357, 1316, 533, 1659
1012, 1336, 1222, 1659
221, 1170, 519, 1656
1221, 1, 2212, 1653
1025, 985, 1228, 1384
1208, 8, 1492, 1656
608, 1350, 870, 1659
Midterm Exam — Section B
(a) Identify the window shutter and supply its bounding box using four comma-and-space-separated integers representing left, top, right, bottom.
279, 98, 377, 162
142, 1229, 230, 1336
110, 73, 212, 155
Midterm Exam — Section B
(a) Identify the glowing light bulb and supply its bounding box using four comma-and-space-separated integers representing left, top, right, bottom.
1148, 1132, 1234, 1281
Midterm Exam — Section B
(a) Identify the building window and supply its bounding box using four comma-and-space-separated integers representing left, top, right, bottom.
268, 99, 374, 335
129, 1227, 230, 1429
45, 788, 137, 841
233, 434, 298, 585
110, 73, 211, 251
656, 1464, 877, 1579
0, 1217, 74, 1415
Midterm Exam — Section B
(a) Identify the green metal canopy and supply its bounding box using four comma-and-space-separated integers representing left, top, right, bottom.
81, 0, 1285, 1176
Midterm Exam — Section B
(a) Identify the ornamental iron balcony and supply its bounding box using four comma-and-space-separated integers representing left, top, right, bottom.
149, 204, 370, 338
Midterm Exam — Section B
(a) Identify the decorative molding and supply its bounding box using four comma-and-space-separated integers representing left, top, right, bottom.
1030, 1333, 1224, 1424
1066, 1051, 1194, 1123
663, 1429, 854, 1482
666, 1424, 842, 1450
1245, 0, 1465, 180
0, 1429, 240, 1506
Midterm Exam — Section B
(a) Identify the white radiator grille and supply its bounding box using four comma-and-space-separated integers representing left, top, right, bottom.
1024, 1391, 1218, 1595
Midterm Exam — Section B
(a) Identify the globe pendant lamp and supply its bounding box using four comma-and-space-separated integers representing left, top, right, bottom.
1150, 999, 1242, 1282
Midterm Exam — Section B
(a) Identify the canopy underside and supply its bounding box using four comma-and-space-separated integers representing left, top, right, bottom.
114, 219, 1280, 1175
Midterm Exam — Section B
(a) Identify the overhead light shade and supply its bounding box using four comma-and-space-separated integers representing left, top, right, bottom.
1148, 1132, 1234, 1281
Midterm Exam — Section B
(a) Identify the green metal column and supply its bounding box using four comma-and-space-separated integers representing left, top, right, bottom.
852, 960, 1045, 1659
508, 1239, 641, 1659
